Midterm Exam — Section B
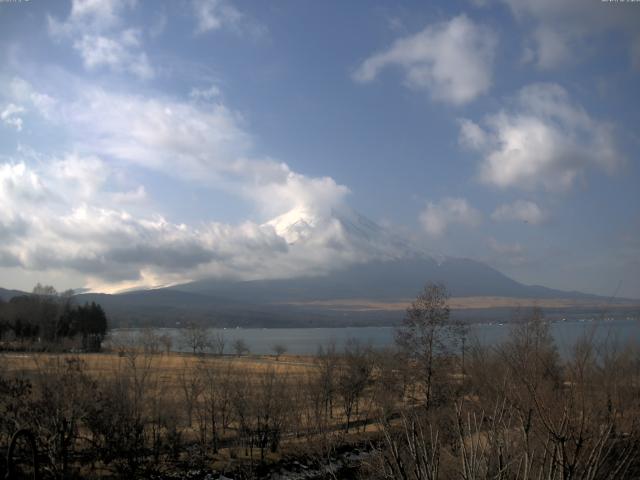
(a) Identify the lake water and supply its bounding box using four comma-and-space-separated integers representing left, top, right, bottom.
110, 318, 640, 358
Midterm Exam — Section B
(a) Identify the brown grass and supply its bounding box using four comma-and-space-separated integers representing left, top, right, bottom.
1, 351, 318, 381
282, 296, 639, 311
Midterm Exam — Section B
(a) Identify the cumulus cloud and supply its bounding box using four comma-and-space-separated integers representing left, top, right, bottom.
73, 30, 154, 79
112, 185, 147, 204
0, 79, 57, 133
48, 154, 110, 201
495, 0, 640, 69
460, 83, 623, 191
58, 0, 136, 32
49, 0, 154, 79
59, 87, 251, 182
419, 197, 482, 237
190, 85, 221, 101
491, 200, 546, 225
0, 160, 265, 287
7, 78, 56, 120
0, 75, 399, 290
0, 159, 398, 292
1, 104, 25, 131
3, 76, 350, 220
193, 0, 243, 33
458, 118, 488, 150
244, 167, 350, 218
31, 84, 349, 220
352, 15, 497, 105
0, 163, 49, 206
191, 0, 266, 38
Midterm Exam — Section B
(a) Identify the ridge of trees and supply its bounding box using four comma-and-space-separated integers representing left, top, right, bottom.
0, 283, 108, 351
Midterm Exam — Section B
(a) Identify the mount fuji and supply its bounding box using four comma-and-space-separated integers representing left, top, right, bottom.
265, 205, 425, 258
68, 207, 636, 327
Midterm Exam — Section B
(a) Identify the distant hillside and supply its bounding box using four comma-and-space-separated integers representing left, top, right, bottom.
0, 287, 27, 301
68, 256, 636, 328
3, 254, 635, 329
172, 257, 602, 302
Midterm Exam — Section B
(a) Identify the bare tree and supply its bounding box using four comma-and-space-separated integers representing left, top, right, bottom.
195, 359, 234, 453
395, 283, 463, 410
30, 356, 95, 478
375, 411, 441, 480
158, 333, 173, 355
233, 338, 250, 357
337, 339, 372, 432
140, 327, 160, 354
178, 363, 202, 428
371, 347, 406, 422
272, 343, 287, 361
316, 341, 338, 421
253, 367, 290, 462
211, 331, 226, 356
180, 322, 211, 355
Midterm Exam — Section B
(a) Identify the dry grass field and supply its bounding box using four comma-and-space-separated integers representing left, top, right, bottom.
0, 351, 323, 417
0, 348, 383, 478
284, 295, 640, 311
1, 351, 318, 378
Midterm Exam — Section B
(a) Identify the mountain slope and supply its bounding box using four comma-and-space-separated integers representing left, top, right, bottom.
173, 256, 601, 302
4, 208, 631, 328
67, 256, 630, 328
0, 287, 27, 301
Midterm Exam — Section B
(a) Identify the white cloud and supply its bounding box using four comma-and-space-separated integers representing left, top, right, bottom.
244, 166, 350, 218
73, 30, 154, 79
460, 83, 623, 191
495, 0, 640, 69
112, 185, 147, 204
190, 85, 222, 101
0, 158, 395, 292
352, 15, 497, 105
4, 75, 351, 223
49, 0, 153, 79
0, 160, 274, 287
0, 77, 388, 290
48, 154, 110, 201
0, 79, 57, 132
458, 118, 488, 150
1, 104, 25, 131
7, 78, 57, 120
193, 0, 243, 33
60, 87, 250, 182
419, 197, 482, 237
491, 200, 545, 225
0, 163, 49, 207
48, 0, 135, 37
40, 85, 349, 220
69, 0, 135, 31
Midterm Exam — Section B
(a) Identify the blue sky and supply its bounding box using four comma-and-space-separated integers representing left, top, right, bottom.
0, 0, 638, 297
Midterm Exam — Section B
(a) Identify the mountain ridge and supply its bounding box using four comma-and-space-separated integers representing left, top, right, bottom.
2, 209, 637, 327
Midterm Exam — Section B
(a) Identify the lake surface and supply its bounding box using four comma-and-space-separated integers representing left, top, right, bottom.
110, 318, 640, 358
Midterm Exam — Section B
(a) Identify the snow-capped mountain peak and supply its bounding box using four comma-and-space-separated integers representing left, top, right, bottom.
265, 206, 322, 244
264, 205, 432, 260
